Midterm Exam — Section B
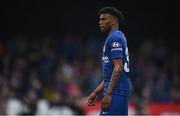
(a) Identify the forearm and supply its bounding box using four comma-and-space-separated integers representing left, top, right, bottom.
106, 66, 122, 94
94, 80, 104, 95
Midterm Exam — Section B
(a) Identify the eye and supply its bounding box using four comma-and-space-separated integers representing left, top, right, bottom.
100, 16, 106, 20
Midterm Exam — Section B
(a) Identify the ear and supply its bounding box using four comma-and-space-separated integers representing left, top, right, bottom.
112, 16, 118, 25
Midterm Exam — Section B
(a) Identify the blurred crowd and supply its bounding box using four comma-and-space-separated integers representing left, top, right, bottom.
0, 35, 179, 115
130, 37, 180, 114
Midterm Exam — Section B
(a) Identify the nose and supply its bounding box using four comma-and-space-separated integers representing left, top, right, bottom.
99, 20, 102, 25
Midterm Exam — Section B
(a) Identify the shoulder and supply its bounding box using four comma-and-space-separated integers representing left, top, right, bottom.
108, 30, 124, 44
105, 31, 121, 48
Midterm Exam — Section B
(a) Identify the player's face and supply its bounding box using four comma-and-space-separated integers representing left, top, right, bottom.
99, 13, 114, 33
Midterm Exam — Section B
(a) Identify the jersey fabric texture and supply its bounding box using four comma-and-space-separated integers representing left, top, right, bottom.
100, 94, 128, 115
100, 29, 131, 115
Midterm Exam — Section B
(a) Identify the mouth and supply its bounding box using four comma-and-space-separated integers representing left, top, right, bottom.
99, 25, 104, 30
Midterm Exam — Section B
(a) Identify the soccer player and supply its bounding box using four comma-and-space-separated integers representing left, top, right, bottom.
87, 7, 131, 115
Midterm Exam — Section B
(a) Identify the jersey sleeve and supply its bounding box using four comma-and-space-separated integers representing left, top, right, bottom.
109, 36, 123, 59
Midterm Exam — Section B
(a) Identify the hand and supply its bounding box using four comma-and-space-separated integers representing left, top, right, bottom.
87, 92, 99, 106
101, 93, 112, 109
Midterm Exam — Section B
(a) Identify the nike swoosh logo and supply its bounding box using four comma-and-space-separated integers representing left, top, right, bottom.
102, 112, 109, 114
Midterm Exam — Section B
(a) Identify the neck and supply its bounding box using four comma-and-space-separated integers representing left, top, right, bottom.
108, 25, 118, 35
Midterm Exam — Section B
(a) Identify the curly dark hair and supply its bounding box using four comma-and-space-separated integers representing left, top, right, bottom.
99, 7, 124, 23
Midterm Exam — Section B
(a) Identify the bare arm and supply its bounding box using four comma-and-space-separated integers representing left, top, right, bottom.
88, 80, 104, 106
106, 59, 122, 94
94, 80, 104, 95
101, 59, 123, 109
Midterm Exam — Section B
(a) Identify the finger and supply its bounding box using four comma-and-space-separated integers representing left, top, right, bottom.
101, 102, 105, 109
88, 99, 94, 104
100, 102, 103, 109
88, 99, 91, 103
102, 102, 108, 109
89, 103, 95, 106
88, 100, 95, 106
88, 102, 95, 106
104, 103, 108, 109
105, 101, 110, 108
102, 102, 106, 109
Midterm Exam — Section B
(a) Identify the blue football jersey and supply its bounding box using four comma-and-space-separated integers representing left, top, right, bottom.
102, 29, 131, 97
